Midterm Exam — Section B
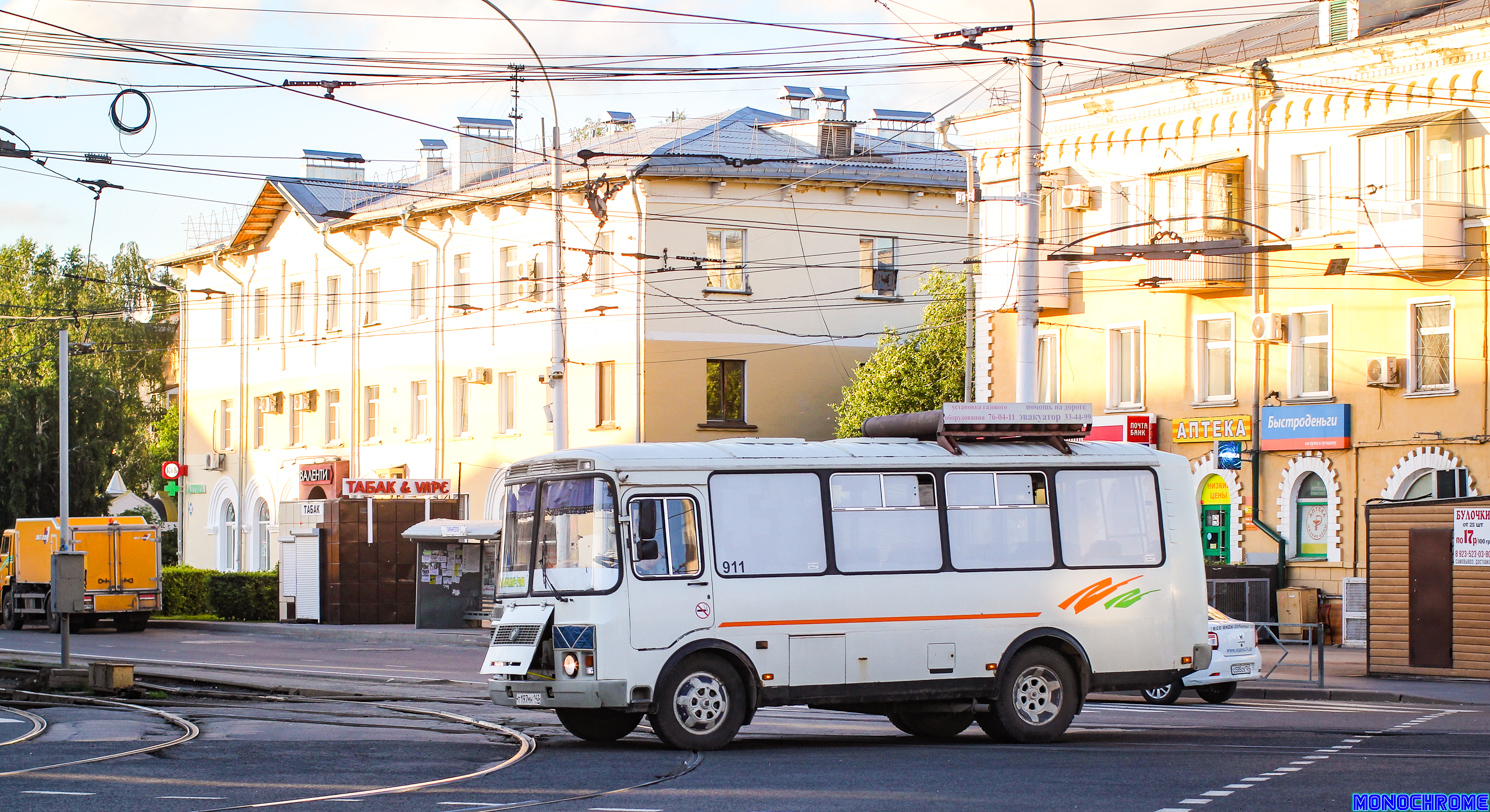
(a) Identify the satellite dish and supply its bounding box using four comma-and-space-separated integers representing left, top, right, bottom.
106, 471, 128, 496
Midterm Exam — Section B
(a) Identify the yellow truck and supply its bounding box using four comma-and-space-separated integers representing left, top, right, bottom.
1, 516, 161, 633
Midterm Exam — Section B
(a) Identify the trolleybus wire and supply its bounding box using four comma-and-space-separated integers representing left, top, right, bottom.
0, 692, 199, 777
0, 706, 46, 746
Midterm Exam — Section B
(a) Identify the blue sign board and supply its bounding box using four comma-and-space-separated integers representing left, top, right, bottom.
1259, 404, 1351, 450
1216, 440, 1243, 470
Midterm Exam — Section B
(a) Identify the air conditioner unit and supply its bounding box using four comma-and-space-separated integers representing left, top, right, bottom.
291, 390, 318, 412
466, 367, 492, 385
1434, 467, 1471, 499
203, 453, 225, 471
1250, 312, 1286, 342
256, 393, 284, 414
1059, 184, 1093, 210
1365, 356, 1399, 388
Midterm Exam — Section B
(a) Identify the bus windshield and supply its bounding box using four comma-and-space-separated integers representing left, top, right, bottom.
501, 476, 620, 596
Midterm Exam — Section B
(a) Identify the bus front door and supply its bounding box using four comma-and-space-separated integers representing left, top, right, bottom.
626, 493, 713, 650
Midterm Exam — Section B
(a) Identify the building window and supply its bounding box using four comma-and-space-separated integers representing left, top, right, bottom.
289, 400, 304, 446
1409, 299, 1453, 393
325, 276, 341, 332
410, 380, 429, 439
220, 294, 235, 344
452, 376, 470, 436
219, 399, 234, 450
1294, 153, 1326, 235
288, 281, 305, 335
593, 232, 613, 290
859, 236, 897, 296
324, 389, 341, 444
1196, 316, 1234, 402
255, 500, 271, 572
1293, 473, 1329, 559
705, 228, 746, 291
1110, 181, 1141, 245
1289, 308, 1331, 398
253, 398, 266, 449
410, 261, 428, 319
1148, 160, 1244, 237
500, 250, 544, 303
364, 269, 380, 325
1106, 325, 1143, 410
596, 361, 616, 427
453, 253, 471, 306
252, 287, 269, 339
498, 247, 519, 305
1036, 332, 1059, 403
705, 359, 746, 423
364, 385, 380, 440
497, 372, 516, 434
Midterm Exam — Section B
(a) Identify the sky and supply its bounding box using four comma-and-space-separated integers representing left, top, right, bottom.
0, 0, 1305, 262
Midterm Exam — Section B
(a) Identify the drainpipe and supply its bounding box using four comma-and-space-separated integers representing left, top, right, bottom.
320, 225, 369, 477
1249, 58, 1288, 590
209, 250, 251, 571
401, 210, 454, 477
938, 118, 980, 403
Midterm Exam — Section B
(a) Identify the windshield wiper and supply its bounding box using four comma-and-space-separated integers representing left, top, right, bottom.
537, 547, 571, 602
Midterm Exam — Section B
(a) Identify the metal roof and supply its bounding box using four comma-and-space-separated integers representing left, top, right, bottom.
419, 138, 448, 149
815, 86, 850, 101
1353, 108, 1465, 137
871, 109, 934, 123
455, 116, 514, 129
302, 149, 363, 162
605, 111, 636, 124
781, 85, 813, 100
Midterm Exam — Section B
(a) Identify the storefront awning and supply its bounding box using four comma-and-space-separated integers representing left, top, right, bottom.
401, 519, 501, 541
1353, 109, 1463, 138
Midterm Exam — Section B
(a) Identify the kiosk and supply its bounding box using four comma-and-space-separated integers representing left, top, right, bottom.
401, 519, 500, 629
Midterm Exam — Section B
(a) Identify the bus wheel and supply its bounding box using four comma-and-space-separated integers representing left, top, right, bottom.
887, 710, 973, 739
1141, 678, 1183, 705
1195, 682, 1237, 704
1, 591, 23, 631
555, 708, 644, 742
648, 653, 745, 751
992, 646, 1079, 744
974, 711, 1014, 742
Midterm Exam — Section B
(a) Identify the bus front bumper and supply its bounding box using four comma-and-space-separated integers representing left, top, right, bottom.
489, 679, 629, 709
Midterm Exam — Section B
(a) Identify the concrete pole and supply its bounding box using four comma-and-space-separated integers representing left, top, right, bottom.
964, 153, 977, 404
549, 124, 568, 451
1013, 38, 1044, 404
58, 328, 70, 667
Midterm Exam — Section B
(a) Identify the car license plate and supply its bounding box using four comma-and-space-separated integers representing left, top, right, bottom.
514, 692, 543, 706
1230, 664, 1252, 676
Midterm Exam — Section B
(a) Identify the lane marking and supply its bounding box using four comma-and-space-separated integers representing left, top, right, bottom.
719, 611, 1041, 628
159, 797, 228, 801
1224, 785, 1253, 789
1179, 800, 1212, 805
1241, 778, 1270, 782
23, 790, 97, 795
589, 808, 666, 812
1202, 790, 1232, 796
1275, 767, 1303, 772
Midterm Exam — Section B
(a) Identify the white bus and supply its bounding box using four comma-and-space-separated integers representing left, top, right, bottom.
483, 410, 1210, 750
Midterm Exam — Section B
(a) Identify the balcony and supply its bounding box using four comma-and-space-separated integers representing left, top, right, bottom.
1144, 254, 1245, 292
1355, 200, 1464, 272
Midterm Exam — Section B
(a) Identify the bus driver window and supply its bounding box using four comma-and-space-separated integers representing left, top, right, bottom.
630, 497, 701, 578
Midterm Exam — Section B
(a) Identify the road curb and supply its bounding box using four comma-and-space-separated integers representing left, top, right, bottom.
1233, 685, 1482, 706
149, 619, 490, 648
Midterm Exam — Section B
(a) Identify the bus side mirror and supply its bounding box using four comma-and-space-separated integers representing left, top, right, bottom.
633, 501, 660, 561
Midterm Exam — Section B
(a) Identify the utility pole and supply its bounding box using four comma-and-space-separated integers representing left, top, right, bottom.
549, 124, 567, 452
58, 328, 71, 668
1013, 10, 1044, 404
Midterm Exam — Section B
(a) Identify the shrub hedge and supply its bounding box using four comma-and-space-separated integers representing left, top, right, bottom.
161, 566, 277, 621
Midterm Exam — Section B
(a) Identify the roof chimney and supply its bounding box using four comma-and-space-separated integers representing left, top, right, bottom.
451, 117, 515, 189
302, 149, 365, 184
604, 111, 636, 133
813, 86, 850, 121
418, 139, 447, 181
781, 86, 812, 119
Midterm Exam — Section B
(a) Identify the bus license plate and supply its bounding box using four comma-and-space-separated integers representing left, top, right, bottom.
515, 693, 543, 706
1230, 664, 1252, 676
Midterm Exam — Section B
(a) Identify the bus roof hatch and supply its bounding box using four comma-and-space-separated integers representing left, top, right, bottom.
861, 403, 1094, 455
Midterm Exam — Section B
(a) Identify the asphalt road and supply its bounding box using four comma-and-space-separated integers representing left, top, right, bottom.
1, 691, 1485, 812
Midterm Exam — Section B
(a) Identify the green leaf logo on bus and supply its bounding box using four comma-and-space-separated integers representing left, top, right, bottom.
1059, 576, 1158, 614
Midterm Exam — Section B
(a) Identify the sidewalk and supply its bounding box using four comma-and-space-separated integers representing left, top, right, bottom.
149, 619, 491, 648
1235, 644, 1490, 706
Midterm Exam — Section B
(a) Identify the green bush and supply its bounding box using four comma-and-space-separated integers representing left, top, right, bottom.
207, 571, 279, 621
162, 565, 212, 616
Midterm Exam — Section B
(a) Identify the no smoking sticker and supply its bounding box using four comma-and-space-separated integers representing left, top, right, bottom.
695, 602, 711, 619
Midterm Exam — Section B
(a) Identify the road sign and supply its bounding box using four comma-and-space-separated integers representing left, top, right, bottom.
161, 460, 185, 480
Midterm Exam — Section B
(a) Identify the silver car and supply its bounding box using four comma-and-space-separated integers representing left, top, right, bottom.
1143, 606, 1262, 704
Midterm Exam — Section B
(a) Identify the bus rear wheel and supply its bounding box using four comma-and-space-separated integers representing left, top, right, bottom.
887, 710, 973, 739
648, 653, 746, 751
989, 646, 1079, 743
555, 708, 644, 742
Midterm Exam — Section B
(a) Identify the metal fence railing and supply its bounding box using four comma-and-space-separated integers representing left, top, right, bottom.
1252, 621, 1326, 688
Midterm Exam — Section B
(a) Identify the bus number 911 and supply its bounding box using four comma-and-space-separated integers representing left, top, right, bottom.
719, 560, 746, 574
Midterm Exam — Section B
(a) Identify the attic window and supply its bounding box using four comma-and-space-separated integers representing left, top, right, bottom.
819, 124, 853, 158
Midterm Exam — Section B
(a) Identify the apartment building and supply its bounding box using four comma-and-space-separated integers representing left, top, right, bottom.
954, 0, 1490, 630
158, 92, 969, 573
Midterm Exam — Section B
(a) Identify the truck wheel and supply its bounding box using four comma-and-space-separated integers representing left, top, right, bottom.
115, 613, 150, 633
647, 653, 746, 751
2, 591, 23, 630
1196, 682, 1237, 704
990, 646, 1080, 744
887, 710, 974, 739
555, 708, 644, 742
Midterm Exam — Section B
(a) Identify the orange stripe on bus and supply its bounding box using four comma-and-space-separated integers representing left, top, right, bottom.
718, 612, 1041, 628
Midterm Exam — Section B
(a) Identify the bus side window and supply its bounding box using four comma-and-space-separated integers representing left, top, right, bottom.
945, 472, 1053, 570
1054, 469, 1164, 567
630, 497, 701, 578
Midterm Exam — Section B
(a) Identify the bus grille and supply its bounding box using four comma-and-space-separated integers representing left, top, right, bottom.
491, 623, 544, 646
508, 459, 586, 480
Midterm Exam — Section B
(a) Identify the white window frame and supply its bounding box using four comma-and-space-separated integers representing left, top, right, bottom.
1036, 330, 1060, 403
325, 275, 342, 332
1194, 315, 1236, 404
324, 389, 341, 445
364, 385, 380, 441
1406, 296, 1455, 395
219, 399, 234, 450
289, 400, 304, 447
410, 380, 429, 440
705, 228, 748, 292
593, 232, 613, 291
220, 294, 235, 345
1110, 180, 1141, 246
596, 360, 616, 427
288, 281, 305, 335
252, 286, 269, 340
496, 371, 517, 435
253, 398, 267, 449
1105, 322, 1144, 411
858, 235, 898, 297
1288, 306, 1332, 399
1293, 152, 1327, 236
452, 253, 472, 306
364, 269, 380, 325
410, 261, 429, 320
452, 376, 470, 436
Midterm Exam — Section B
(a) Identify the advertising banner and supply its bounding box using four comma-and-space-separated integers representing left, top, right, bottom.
1259, 404, 1351, 450
1454, 507, 1490, 566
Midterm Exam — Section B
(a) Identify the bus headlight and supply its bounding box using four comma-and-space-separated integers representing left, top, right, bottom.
562, 652, 580, 678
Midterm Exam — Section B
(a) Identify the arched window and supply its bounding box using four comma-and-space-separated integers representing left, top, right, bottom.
255, 499, 272, 571
1293, 473, 1328, 559
220, 501, 239, 572
1402, 471, 1436, 500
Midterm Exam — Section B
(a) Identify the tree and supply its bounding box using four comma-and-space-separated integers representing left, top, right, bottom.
0, 238, 178, 531
832, 269, 966, 438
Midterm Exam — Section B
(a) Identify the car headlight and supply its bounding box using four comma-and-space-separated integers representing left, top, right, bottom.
562, 652, 580, 678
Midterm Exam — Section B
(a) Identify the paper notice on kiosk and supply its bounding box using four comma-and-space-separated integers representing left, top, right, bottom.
1454, 508, 1490, 566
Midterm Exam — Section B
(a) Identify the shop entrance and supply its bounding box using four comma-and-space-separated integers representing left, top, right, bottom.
1200, 475, 1231, 563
